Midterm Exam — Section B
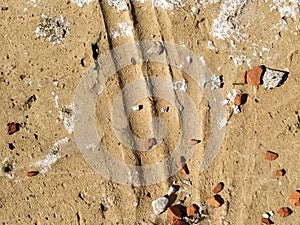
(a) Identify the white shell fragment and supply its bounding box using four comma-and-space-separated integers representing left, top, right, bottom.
262, 213, 269, 219
167, 185, 177, 196
152, 196, 169, 215
268, 211, 274, 216
132, 105, 143, 111
263, 68, 287, 89
173, 79, 187, 91
161, 106, 169, 112
210, 74, 223, 90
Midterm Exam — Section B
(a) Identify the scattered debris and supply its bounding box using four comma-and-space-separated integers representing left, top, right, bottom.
26, 171, 39, 177
59, 104, 76, 134
264, 151, 279, 161
275, 169, 286, 176
143, 138, 157, 151
186, 204, 198, 216
111, 22, 133, 38
132, 105, 143, 111
33, 137, 69, 174
24, 95, 37, 110
161, 106, 169, 112
188, 139, 201, 147
277, 207, 292, 218
288, 191, 300, 206
182, 178, 192, 186
108, 0, 128, 11
35, 14, 70, 45
71, 0, 93, 7
173, 79, 187, 91
152, 0, 185, 10
211, 182, 224, 194
152, 196, 169, 215
0, 157, 15, 179
223, 89, 244, 114
7, 122, 20, 135
207, 194, 224, 208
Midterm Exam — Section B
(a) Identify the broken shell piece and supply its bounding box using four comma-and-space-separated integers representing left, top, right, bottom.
242, 66, 263, 85
167, 185, 177, 196
173, 79, 187, 91
288, 191, 300, 206
264, 151, 279, 161
210, 74, 223, 90
212, 182, 224, 194
7, 122, 20, 135
143, 138, 157, 151
152, 196, 169, 215
167, 205, 182, 220
277, 207, 292, 218
262, 213, 269, 219
268, 211, 274, 216
275, 169, 286, 176
132, 105, 143, 111
188, 139, 201, 147
26, 171, 39, 177
186, 204, 198, 216
232, 105, 241, 114
263, 68, 288, 89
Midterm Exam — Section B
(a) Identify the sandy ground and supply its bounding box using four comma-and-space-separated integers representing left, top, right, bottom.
0, 0, 300, 224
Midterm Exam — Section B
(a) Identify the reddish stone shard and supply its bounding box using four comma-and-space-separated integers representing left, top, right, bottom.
275, 169, 286, 176
143, 138, 157, 150
261, 218, 272, 224
264, 151, 279, 161
242, 66, 264, 85
26, 171, 39, 177
277, 207, 292, 218
288, 191, 300, 206
179, 156, 190, 175
212, 182, 224, 194
167, 205, 182, 221
207, 194, 224, 208
7, 122, 20, 135
186, 204, 198, 217
171, 219, 189, 225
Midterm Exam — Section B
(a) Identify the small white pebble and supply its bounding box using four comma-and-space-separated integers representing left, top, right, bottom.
132, 105, 143, 111
268, 211, 274, 216
161, 106, 169, 112
262, 213, 269, 219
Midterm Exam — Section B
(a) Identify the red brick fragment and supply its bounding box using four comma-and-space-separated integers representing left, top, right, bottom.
186, 204, 198, 216
26, 171, 39, 177
288, 191, 300, 206
7, 122, 20, 135
212, 182, 224, 194
264, 151, 279, 161
143, 138, 157, 150
167, 205, 182, 221
207, 195, 224, 208
242, 66, 264, 85
277, 207, 292, 218
275, 169, 286, 176
261, 218, 272, 224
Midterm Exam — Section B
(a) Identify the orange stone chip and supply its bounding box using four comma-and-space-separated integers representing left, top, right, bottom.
26, 171, 39, 177
242, 66, 263, 85
264, 151, 279, 161
186, 204, 198, 217
234, 94, 242, 106
212, 182, 224, 194
288, 191, 300, 206
277, 207, 292, 218
171, 219, 189, 225
179, 156, 190, 175
261, 218, 272, 225
207, 195, 224, 208
167, 205, 182, 221
275, 169, 286, 176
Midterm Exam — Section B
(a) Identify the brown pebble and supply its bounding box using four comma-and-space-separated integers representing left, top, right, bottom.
277, 207, 292, 218
242, 66, 264, 85
288, 191, 300, 206
171, 219, 189, 225
186, 204, 198, 216
143, 138, 157, 150
207, 195, 224, 208
188, 139, 201, 147
275, 169, 286, 176
179, 156, 190, 175
261, 218, 272, 225
264, 151, 279, 161
167, 205, 182, 221
7, 122, 20, 135
212, 182, 224, 194
26, 171, 39, 177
